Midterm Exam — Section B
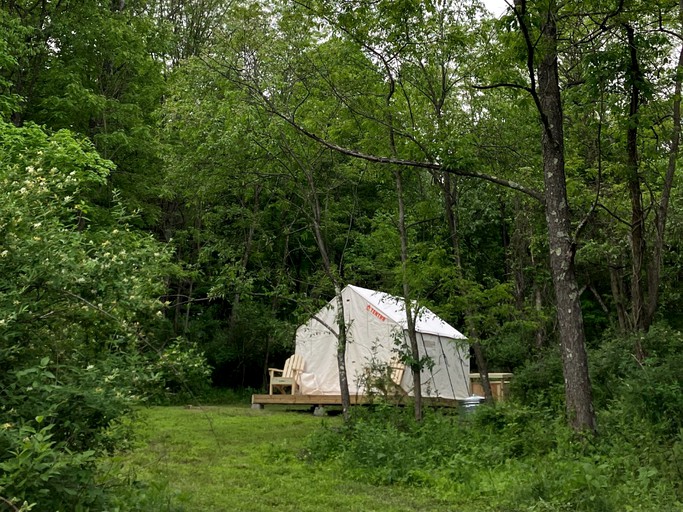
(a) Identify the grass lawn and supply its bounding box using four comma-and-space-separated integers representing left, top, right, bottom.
118, 405, 473, 512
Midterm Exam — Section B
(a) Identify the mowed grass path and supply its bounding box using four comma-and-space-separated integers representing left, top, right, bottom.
122, 406, 466, 512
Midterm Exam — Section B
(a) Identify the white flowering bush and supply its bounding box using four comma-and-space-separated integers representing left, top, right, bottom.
0, 122, 169, 354
0, 121, 191, 510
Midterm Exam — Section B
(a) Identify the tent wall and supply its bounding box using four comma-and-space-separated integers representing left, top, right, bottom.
295, 302, 341, 395
295, 286, 470, 399
414, 332, 470, 399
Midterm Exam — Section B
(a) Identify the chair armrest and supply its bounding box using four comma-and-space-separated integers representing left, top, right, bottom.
268, 368, 283, 378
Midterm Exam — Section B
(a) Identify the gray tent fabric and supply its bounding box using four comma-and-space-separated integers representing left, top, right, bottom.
295, 285, 470, 399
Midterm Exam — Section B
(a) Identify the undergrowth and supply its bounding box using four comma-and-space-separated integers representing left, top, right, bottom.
304, 401, 683, 511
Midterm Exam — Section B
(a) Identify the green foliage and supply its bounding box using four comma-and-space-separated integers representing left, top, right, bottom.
509, 349, 566, 410
0, 122, 163, 350
148, 338, 213, 403
0, 121, 210, 509
305, 401, 682, 511
0, 11, 22, 119
0, 423, 98, 510
591, 322, 683, 437
0, 356, 140, 510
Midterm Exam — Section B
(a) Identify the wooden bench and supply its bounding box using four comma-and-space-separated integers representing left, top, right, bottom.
268, 354, 305, 395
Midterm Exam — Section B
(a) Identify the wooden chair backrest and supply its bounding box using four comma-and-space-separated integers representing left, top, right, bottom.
389, 357, 405, 386
282, 353, 305, 378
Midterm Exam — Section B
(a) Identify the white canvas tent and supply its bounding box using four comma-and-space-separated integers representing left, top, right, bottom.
295, 285, 470, 400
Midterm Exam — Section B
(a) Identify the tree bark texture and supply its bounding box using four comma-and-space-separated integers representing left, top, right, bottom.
471, 336, 493, 401
609, 265, 630, 332
537, 5, 596, 433
307, 168, 351, 420
334, 285, 351, 421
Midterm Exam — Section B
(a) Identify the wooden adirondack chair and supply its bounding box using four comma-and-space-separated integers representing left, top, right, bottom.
389, 357, 406, 388
268, 354, 305, 395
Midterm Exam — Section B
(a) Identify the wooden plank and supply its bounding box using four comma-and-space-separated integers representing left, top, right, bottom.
469, 372, 513, 401
250, 394, 460, 408
251, 394, 368, 405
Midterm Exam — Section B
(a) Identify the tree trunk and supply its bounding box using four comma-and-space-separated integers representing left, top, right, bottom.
646, 22, 683, 328
228, 185, 261, 331
470, 334, 493, 401
609, 265, 629, 332
537, 4, 596, 433
534, 286, 545, 350
625, 24, 647, 348
442, 172, 462, 268
510, 197, 528, 311
440, 171, 493, 401
306, 169, 351, 420
334, 284, 351, 421
395, 169, 423, 421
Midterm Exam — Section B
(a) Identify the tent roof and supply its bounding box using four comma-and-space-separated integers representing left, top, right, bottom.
347, 285, 466, 339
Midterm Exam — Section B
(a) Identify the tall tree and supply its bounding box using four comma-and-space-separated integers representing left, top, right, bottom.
519, 0, 595, 432
275, 130, 357, 420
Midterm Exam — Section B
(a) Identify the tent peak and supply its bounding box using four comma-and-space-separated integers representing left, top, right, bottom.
345, 284, 466, 340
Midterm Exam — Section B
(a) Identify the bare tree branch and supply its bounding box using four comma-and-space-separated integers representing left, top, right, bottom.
268, 107, 544, 202
598, 203, 631, 227
473, 82, 532, 92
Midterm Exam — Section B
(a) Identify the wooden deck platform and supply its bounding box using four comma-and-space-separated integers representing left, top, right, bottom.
250, 393, 461, 408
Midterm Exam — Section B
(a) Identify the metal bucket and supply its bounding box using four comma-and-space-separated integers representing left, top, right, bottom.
460, 395, 485, 413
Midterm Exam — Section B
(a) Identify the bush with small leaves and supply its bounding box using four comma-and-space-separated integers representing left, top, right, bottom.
0, 121, 201, 509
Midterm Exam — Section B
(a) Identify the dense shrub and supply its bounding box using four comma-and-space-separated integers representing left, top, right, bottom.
0, 356, 138, 509
144, 338, 213, 404
0, 122, 210, 509
508, 348, 565, 410
591, 323, 683, 437
304, 401, 683, 511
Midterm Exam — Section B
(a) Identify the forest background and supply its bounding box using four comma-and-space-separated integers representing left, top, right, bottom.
1, 0, 683, 510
